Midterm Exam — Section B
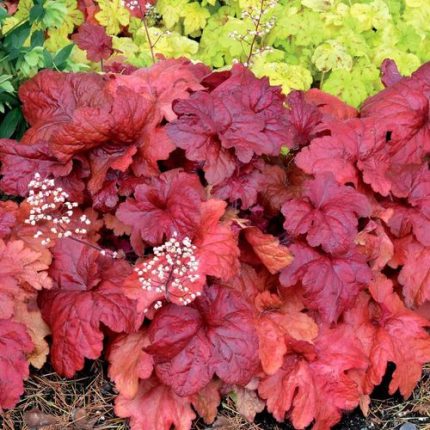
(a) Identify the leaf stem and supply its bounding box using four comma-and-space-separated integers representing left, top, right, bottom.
320, 71, 326, 89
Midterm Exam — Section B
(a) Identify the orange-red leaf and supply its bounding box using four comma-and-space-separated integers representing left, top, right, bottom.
244, 227, 293, 274
108, 332, 154, 399
115, 376, 196, 430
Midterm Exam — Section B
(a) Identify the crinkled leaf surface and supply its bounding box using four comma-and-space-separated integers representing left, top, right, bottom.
117, 170, 205, 250
280, 243, 372, 322
40, 239, 143, 377
345, 274, 430, 398
146, 285, 259, 396
282, 174, 371, 254
259, 325, 368, 429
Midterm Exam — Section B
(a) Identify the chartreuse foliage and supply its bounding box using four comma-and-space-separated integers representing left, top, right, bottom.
3, 0, 430, 108
64, 0, 430, 107
2, 55, 430, 429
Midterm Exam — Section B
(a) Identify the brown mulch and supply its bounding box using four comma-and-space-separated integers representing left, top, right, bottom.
0, 361, 126, 430
2, 362, 430, 430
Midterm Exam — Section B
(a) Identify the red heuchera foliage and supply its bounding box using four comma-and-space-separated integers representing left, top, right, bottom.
1, 58, 430, 430
258, 325, 368, 430
281, 173, 371, 254
280, 242, 372, 322
166, 64, 290, 185
295, 118, 392, 195
40, 239, 143, 377
146, 285, 259, 396
116, 169, 205, 249
0, 320, 33, 411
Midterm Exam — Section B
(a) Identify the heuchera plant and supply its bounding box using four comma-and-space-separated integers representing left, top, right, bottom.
1, 57, 430, 430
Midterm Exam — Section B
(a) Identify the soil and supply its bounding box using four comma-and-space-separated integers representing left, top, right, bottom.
252, 409, 369, 430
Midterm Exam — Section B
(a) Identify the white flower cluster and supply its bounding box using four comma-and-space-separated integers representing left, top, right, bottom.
240, 0, 278, 29
229, 0, 278, 65
134, 232, 202, 309
25, 174, 90, 246
120, 0, 154, 13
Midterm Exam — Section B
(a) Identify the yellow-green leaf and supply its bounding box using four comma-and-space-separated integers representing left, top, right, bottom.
301, 0, 335, 12
95, 0, 130, 35
312, 40, 353, 72
181, 3, 210, 35
252, 60, 313, 95
157, 0, 190, 29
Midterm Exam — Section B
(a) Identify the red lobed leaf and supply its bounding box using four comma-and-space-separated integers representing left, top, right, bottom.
39, 239, 143, 377
168, 92, 237, 184
213, 65, 290, 158
105, 59, 208, 177
397, 238, 430, 307
222, 263, 270, 305
256, 295, 319, 375
18, 72, 151, 193
304, 88, 358, 120
109, 58, 210, 125
116, 169, 205, 251
280, 243, 372, 322
72, 23, 113, 63
282, 91, 323, 149
0, 239, 51, 320
167, 65, 289, 184
355, 220, 394, 271
243, 227, 293, 274
190, 380, 222, 424
146, 285, 259, 396
108, 331, 153, 399
380, 59, 403, 88
12, 299, 50, 370
0, 319, 33, 412
295, 118, 392, 196
361, 76, 430, 164
77, 0, 99, 23
115, 376, 196, 430
259, 325, 368, 429
258, 164, 296, 214
385, 164, 430, 246
0, 201, 18, 239
282, 173, 371, 254
211, 160, 265, 209
194, 199, 240, 281
0, 140, 73, 197
19, 71, 109, 144
344, 274, 430, 398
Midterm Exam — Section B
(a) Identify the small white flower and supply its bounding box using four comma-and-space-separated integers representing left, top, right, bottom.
135, 233, 201, 307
